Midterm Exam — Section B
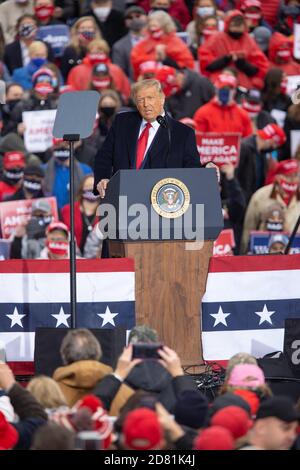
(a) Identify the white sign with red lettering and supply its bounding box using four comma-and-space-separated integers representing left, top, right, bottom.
196, 133, 241, 167
23, 109, 57, 153
0, 197, 58, 239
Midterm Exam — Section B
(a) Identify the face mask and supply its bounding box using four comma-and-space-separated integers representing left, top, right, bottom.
82, 190, 101, 202
100, 106, 116, 118
130, 18, 147, 32
79, 30, 95, 42
266, 220, 283, 232
277, 48, 292, 62
217, 88, 234, 106
19, 23, 36, 38
242, 99, 262, 118
280, 77, 288, 94
202, 25, 218, 40
196, 6, 215, 17
34, 5, 55, 21
149, 27, 163, 39
92, 77, 111, 90
46, 240, 69, 257
54, 148, 70, 162
26, 215, 52, 239
23, 179, 42, 194
88, 52, 108, 66
228, 31, 244, 40
31, 57, 47, 68
93, 6, 111, 21
278, 177, 298, 198
34, 81, 54, 96
244, 11, 261, 26
4, 99, 21, 113
3, 169, 24, 185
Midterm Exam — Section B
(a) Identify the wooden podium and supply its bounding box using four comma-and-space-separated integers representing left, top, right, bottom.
103, 169, 223, 365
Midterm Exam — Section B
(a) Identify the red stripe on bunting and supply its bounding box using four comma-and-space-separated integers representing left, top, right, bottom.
208, 254, 300, 273
0, 258, 134, 274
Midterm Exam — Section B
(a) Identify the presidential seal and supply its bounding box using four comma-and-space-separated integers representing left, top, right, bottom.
151, 178, 190, 218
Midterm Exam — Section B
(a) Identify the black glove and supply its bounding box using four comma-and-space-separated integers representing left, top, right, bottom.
206, 54, 232, 72
234, 58, 258, 77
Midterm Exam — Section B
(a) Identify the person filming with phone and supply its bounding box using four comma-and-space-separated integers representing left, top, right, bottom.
93, 325, 197, 413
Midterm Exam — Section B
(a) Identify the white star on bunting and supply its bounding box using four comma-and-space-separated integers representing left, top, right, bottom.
6, 307, 26, 328
97, 306, 119, 327
255, 304, 275, 326
51, 307, 71, 327
210, 306, 231, 327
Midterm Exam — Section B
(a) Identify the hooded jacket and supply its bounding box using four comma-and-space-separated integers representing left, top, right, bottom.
268, 32, 300, 76
198, 10, 269, 89
193, 98, 253, 137
131, 32, 194, 80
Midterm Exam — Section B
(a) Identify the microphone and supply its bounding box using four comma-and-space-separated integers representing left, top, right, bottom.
156, 114, 171, 167
156, 115, 167, 128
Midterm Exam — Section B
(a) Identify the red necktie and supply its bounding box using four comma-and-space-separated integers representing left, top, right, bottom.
136, 122, 152, 169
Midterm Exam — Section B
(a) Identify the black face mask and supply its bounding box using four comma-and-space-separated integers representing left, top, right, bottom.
228, 31, 244, 40
3, 169, 24, 185
26, 215, 52, 240
23, 179, 42, 195
3, 99, 21, 113
100, 106, 116, 118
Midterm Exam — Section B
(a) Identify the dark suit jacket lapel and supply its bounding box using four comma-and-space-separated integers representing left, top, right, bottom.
127, 114, 142, 169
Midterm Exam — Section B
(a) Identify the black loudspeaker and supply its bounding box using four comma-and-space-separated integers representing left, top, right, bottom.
34, 327, 126, 377
257, 353, 300, 403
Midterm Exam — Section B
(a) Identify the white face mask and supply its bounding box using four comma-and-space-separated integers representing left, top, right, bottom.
93, 6, 111, 21
196, 6, 215, 17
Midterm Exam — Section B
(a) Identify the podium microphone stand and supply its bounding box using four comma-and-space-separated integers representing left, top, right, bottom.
53, 91, 100, 328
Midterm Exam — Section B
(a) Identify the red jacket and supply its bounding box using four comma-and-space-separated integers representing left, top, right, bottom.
260, 0, 280, 28
67, 57, 131, 102
61, 201, 98, 249
268, 32, 300, 76
193, 99, 253, 137
137, 0, 190, 28
131, 32, 194, 80
198, 10, 269, 89
0, 181, 18, 202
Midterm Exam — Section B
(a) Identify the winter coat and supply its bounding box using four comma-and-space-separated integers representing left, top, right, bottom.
193, 98, 253, 137
53, 360, 134, 416
131, 32, 194, 80
198, 10, 269, 90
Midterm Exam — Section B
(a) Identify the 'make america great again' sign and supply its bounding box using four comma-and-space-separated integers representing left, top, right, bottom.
196, 133, 241, 167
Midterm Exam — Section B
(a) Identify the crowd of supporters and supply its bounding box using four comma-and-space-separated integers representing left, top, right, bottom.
0, 0, 300, 257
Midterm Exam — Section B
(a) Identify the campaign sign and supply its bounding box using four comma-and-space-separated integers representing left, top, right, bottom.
249, 231, 300, 255
37, 24, 70, 58
0, 197, 58, 239
0, 239, 11, 260
23, 109, 57, 153
196, 132, 241, 167
213, 229, 235, 256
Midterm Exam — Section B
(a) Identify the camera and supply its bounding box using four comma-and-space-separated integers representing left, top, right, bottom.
132, 342, 163, 360
75, 431, 103, 450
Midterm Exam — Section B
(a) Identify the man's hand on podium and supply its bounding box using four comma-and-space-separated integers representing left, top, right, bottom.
205, 162, 220, 183
97, 179, 110, 199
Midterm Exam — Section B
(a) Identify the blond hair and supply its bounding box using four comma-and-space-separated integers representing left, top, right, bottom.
27, 376, 67, 409
148, 11, 176, 34
70, 16, 102, 51
87, 38, 110, 55
131, 79, 164, 103
28, 40, 47, 58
